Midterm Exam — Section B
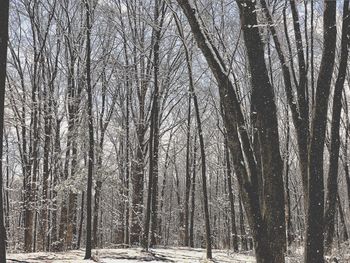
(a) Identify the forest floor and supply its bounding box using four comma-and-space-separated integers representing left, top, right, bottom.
6, 246, 310, 262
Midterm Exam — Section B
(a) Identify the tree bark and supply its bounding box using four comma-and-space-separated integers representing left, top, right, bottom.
77, 192, 85, 249
238, 194, 247, 251
176, 1, 286, 261
305, 1, 337, 262
189, 135, 197, 248
184, 91, 192, 247
0, 0, 9, 260
324, 0, 350, 254
142, 0, 161, 250
225, 136, 238, 251
84, 0, 94, 258
337, 191, 348, 242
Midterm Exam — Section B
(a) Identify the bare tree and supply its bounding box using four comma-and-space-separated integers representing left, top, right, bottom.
0, 0, 10, 261
84, 0, 94, 259
324, 0, 350, 253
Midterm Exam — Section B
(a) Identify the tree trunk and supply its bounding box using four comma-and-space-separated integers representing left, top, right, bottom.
67, 144, 78, 249
176, 1, 285, 261
93, 180, 102, 248
324, 0, 350, 254
0, 0, 9, 260
77, 192, 85, 249
173, 9, 212, 256
189, 135, 197, 248
305, 1, 337, 262
337, 191, 348, 242
284, 112, 294, 247
84, 0, 94, 258
238, 194, 247, 251
41, 85, 52, 251
184, 92, 192, 247
143, 0, 162, 249
50, 119, 61, 250
225, 136, 238, 251
124, 68, 130, 245
192, 58, 212, 260
150, 2, 162, 245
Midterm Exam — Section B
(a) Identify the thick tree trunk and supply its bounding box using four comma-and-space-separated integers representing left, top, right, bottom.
305, 1, 337, 262
237, 1, 286, 261
264, 0, 310, 213
143, 1, 163, 249
150, 8, 161, 245
176, 1, 285, 261
324, 0, 350, 254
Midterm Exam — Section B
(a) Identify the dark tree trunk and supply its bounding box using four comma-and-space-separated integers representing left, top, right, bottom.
143, 0, 163, 249
150, 2, 162, 245
176, 1, 286, 262
305, 1, 337, 262
324, 0, 350, 254
264, 0, 310, 213
84, 0, 94, 258
236, 1, 286, 261
0, 0, 9, 261
5, 135, 9, 236
344, 121, 350, 215
142, 11, 156, 252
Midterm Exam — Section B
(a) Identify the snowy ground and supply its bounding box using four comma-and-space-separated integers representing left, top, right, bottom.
7, 247, 257, 263
9, 246, 348, 262
6, 245, 350, 262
